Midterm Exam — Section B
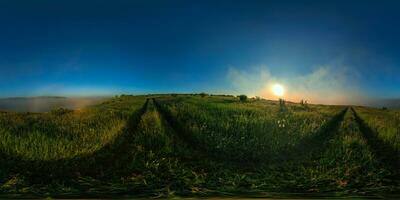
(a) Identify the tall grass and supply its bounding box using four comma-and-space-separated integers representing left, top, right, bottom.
0, 95, 398, 197
0, 96, 146, 160
156, 96, 344, 161
302, 109, 390, 192
354, 107, 400, 152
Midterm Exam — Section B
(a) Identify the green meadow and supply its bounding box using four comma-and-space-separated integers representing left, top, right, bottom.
0, 94, 399, 198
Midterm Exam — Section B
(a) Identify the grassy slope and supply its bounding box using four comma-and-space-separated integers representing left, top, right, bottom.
0, 95, 146, 160
0, 95, 399, 198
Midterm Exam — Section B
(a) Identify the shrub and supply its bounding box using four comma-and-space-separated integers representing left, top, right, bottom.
199, 92, 208, 98
50, 108, 74, 115
238, 95, 247, 102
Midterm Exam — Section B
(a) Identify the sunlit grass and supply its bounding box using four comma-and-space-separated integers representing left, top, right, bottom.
0, 94, 398, 197
354, 106, 400, 151
0, 96, 146, 160
156, 96, 344, 161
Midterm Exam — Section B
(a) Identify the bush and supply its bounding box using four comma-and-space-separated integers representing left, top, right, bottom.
199, 92, 208, 98
50, 108, 74, 115
238, 95, 247, 102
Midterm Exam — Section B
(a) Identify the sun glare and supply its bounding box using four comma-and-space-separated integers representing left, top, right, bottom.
272, 84, 284, 97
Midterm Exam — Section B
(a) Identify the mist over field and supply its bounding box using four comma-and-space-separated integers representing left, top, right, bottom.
0, 96, 109, 112
226, 65, 364, 105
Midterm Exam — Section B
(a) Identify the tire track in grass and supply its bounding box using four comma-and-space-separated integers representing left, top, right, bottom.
283, 107, 348, 162
152, 98, 242, 167
352, 107, 400, 177
151, 99, 196, 160
295, 108, 393, 195
265, 108, 348, 192
154, 98, 349, 166
154, 98, 347, 165
10, 98, 188, 198
151, 100, 351, 195
258, 108, 348, 193
109, 99, 214, 198
152, 98, 209, 157
76, 98, 150, 178
152, 98, 270, 196
152, 97, 238, 170
2, 99, 150, 182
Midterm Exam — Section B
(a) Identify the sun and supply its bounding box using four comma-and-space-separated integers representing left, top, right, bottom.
272, 83, 285, 97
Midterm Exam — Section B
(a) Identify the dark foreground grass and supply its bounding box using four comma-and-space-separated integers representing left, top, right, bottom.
0, 95, 399, 198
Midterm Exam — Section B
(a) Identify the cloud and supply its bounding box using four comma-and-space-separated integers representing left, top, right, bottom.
226, 65, 368, 105
226, 66, 276, 97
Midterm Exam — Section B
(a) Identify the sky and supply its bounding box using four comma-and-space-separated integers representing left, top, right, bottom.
0, 0, 399, 105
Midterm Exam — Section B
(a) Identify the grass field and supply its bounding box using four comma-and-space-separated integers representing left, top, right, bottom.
0, 94, 399, 198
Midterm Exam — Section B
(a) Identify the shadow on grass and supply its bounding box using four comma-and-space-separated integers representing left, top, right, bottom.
282, 108, 348, 162
0, 99, 149, 183
154, 97, 348, 166
352, 107, 400, 176
152, 98, 237, 164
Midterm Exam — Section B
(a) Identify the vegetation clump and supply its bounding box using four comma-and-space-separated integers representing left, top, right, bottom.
50, 107, 74, 115
238, 94, 247, 102
199, 92, 208, 98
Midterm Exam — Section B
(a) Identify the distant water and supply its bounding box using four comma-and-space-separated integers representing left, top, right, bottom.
0, 97, 110, 112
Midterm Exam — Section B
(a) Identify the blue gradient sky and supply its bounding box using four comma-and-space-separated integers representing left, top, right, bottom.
0, 0, 399, 103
